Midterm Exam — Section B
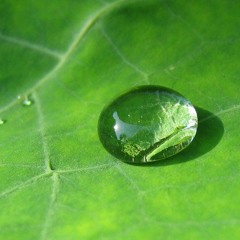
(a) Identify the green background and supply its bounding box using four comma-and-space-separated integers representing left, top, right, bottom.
0, 0, 239, 239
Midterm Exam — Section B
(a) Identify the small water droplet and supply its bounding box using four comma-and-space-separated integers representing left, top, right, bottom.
98, 85, 198, 164
0, 119, 5, 125
23, 98, 32, 106
18, 95, 33, 106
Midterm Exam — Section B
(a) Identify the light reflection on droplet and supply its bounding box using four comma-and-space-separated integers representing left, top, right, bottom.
22, 98, 32, 106
17, 95, 33, 106
0, 119, 5, 125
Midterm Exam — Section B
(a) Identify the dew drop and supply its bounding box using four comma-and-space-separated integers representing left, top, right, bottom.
23, 98, 32, 106
18, 95, 33, 106
98, 85, 198, 164
0, 119, 5, 125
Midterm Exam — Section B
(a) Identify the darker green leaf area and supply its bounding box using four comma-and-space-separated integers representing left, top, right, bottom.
0, 0, 239, 239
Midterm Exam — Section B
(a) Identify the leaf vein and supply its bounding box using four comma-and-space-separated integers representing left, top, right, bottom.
56, 163, 113, 174
0, 163, 44, 169
200, 104, 240, 123
0, 173, 49, 199
0, 0, 136, 114
101, 27, 149, 82
114, 163, 142, 193
34, 92, 52, 171
40, 172, 60, 240
0, 32, 62, 59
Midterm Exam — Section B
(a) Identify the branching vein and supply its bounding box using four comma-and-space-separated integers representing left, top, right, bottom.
114, 163, 142, 193
163, 2, 204, 42
0, 32, 61, 59
56, 163, 113, 174
101, 27, 149, 82
40, 172, 60, 240
199, 104, 240, 123
34, 92, 52, 171
0, 173, 49, 199
0, 163, 44, 169
0, 0, 136, 114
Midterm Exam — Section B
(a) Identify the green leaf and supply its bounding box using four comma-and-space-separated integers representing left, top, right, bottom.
0, 0, 239, 239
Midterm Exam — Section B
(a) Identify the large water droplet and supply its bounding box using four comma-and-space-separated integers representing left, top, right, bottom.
98, 85, 198, 163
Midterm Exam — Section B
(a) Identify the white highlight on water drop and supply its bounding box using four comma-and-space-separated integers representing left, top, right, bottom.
0, 119, 5, 125
17, 95, 33, 106
23, 98, 32, 106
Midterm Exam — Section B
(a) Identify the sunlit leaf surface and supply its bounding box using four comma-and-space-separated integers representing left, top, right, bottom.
0, 0, 239, 239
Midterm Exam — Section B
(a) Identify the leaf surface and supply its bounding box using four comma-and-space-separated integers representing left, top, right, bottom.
0, 0, 239, 239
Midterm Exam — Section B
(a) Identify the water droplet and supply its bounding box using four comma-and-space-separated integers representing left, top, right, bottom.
0, 119, 5, 125
23, 98, 32, 106
18, 95, 33, 106
98, 85, 198, 163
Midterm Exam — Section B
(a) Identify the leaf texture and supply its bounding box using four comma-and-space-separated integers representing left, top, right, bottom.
0, 0, 240, 239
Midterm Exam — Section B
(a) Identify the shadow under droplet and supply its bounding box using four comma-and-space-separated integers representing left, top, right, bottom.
134, 107, 224, 167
